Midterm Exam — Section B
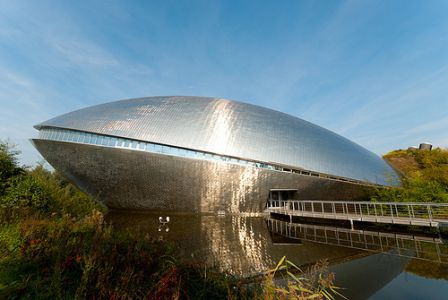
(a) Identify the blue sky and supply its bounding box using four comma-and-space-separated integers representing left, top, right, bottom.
1, 0, 448, 166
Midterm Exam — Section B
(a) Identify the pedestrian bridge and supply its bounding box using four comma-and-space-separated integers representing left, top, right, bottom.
266, 200, 448, 229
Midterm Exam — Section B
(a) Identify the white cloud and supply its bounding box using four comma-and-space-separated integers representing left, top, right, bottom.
52, 40, 119, 67
407, 116, 448, 135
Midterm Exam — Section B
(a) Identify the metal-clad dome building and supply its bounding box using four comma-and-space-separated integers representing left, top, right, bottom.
32, 96, 399, 213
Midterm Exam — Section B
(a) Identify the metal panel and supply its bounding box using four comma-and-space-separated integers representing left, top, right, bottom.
32, 139, 371, 213
35, 96, 398, 185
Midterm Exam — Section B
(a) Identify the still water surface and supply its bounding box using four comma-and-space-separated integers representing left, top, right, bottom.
107, 211, 448, 300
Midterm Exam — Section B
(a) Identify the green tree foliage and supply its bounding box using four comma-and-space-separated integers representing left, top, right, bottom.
1, 175, 51, 211
374, 148, 448, 203
0, 141, 24, 196
0, 140, 103, 220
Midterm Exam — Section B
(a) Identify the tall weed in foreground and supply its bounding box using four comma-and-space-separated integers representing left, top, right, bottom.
0, 210, 249, 299
1, 210, 169, 299
261, 256, 345, 300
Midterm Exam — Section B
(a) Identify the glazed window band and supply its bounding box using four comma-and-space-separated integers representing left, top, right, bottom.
38, 127, 379, 187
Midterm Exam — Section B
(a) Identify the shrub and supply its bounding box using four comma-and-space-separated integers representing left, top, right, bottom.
0, 141, 24, 197
0, 142, 103, 223
1, 175, 51, 212
28, 165, 104, 218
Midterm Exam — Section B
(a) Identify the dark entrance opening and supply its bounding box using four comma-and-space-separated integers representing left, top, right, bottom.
269, 189, 298, 201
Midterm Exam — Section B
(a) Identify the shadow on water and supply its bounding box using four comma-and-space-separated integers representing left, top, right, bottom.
106, 210, 448, 300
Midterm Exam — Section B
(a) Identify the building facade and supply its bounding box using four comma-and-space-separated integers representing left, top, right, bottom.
32, 96, 399, 213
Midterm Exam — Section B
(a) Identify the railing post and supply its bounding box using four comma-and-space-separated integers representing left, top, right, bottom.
395, 235, 401, 256
427, 205, 433, 224
390, 204, 394, 223
332, 202, 336, 218
324, 228, 328, 243
407, 204, 411, 223
378, 233, 383, 252
436, 243, 442, 263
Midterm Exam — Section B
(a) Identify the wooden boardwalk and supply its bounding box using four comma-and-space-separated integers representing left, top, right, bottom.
266, 200, 448, 228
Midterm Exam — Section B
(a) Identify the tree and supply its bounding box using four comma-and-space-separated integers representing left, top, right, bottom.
0, 141, 24, 196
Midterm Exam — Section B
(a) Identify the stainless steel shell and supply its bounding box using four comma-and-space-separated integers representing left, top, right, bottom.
32, 140, 370, 213
35, 96, 398, 185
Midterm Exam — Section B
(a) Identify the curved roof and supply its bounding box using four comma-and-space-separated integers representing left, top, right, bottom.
36, 96, 398, 185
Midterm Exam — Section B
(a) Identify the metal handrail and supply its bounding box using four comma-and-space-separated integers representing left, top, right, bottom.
267, 218, 447, 263
267, 199, 448, 208
266, 199, 448, 227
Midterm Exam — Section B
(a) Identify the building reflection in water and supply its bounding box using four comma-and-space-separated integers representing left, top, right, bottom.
106, 210, 448, 299
107, 211, 365, 275
266, 218, 448, 264
266, 218, 448, 299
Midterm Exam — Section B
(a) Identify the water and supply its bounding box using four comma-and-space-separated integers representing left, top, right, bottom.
106, 211, 448, 300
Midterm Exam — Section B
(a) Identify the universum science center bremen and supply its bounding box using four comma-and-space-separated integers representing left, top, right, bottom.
31, 96, 399, 213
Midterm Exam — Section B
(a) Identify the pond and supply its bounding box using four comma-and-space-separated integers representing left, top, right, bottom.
106, 211, 448, 300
